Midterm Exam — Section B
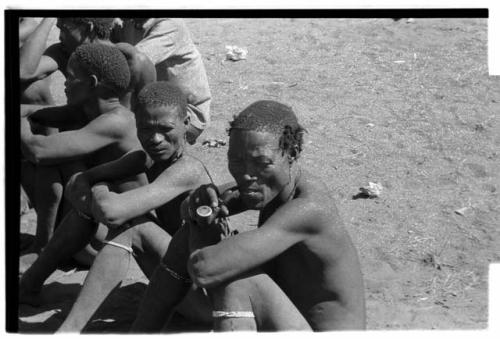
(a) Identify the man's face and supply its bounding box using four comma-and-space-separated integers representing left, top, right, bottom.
65, 56, 93, 105
57, 19, 88, 54
228, 129, 291, 209
136, 104, 188, 162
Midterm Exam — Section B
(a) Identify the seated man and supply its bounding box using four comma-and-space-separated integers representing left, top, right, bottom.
22, 82, 213, 332
112, 18, 211, 144
19, 43, 146, 290
19, 17, 156, 263
19, 17, 57, 246
131, 100, 366, 332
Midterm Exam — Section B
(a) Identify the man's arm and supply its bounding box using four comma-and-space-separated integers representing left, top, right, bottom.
65, 150, 150, 215
21, 112, 126, 165
114, 42, 157, 110
19, 17, 38, 44
187, 199, 324, 288
19, 18, 59, 82
21, 104, 85, 129
90, 158, 208, 228
115, 42, 157, 90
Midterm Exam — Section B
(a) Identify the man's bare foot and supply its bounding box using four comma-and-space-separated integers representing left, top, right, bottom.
19, 251, 40, 275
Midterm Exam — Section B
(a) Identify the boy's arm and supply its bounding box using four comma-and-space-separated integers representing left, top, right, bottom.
21, 104, 85, 129
90, 159, 208, 228
187, 198, 325, 288
65, 150, 150, 216
19, 18, 59, 82
21, 112, 126, 165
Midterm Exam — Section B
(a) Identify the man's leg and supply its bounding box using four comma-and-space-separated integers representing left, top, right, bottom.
20, 160, 36, 211
209, 272, 312, 331
19, 209, 99, 306
20, 160, 88, 273
131, 221, 212, 332
57, 228, 134, 332
19, 165, 64, 273
57, 216, 171, 332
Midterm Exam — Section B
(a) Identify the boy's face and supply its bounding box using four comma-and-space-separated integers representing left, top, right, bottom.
57, 19, 88, 54
65, 56, 93, 105
228, 129, 291, 209
136, 104, 188, 162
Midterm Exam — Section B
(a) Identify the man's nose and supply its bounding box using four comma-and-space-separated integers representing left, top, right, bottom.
151, 133, 164, 144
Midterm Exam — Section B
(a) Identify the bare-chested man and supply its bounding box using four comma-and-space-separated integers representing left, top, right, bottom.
131, 100, 366, 332
19, 17, 156, 268
19, 43, 148, 304
19, 18, 57, 250
23, 82, 213, 332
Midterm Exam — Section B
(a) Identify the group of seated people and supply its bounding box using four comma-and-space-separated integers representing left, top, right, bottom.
19, 17, 366, 332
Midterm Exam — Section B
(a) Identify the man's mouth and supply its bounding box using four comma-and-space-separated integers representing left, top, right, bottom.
148, 147, 168, 156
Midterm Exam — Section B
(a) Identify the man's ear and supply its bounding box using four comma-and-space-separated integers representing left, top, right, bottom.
89, 74, 99, 88
287, 145, 299, 163
87, 22, 94, 37
183, 114, 191, 126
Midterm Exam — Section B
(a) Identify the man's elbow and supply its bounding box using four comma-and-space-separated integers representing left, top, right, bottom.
188, 251, 220, 289
19, 67, 40, 82
94, 199, 127, 228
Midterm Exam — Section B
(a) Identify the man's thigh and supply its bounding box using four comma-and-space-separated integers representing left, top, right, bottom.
212, 272, 312, 331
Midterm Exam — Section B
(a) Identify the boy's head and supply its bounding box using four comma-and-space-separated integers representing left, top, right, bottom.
135, 81, 190, 162
57, 17, 114, 53
227, 100, 306, 209
65, 43, 130, 105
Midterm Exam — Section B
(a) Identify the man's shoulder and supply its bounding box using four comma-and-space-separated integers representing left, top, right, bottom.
174, 154, 208, 176
294, 172, 343, 230
91, 107, 135, 135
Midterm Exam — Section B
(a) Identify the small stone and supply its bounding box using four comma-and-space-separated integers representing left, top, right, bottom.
454, 207, 469, 216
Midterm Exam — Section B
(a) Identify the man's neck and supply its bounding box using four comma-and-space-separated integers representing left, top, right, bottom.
91, 38, 114, 47
277, 164, 301, 204
83, 97, 122, 120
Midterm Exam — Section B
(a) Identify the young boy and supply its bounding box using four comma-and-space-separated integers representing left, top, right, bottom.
22, 82, 213, 332
131, 100, 366, 331
19, 43, 146, 282
19, 17, 156, 262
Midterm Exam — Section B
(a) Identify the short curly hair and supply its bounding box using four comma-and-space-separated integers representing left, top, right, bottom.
136, 81, 188, 119
229, 100, 306, 157
62, 17, 114, 40
71, 43, 130, 96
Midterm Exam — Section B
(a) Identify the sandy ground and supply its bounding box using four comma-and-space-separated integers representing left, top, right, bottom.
18, 18, 500, 332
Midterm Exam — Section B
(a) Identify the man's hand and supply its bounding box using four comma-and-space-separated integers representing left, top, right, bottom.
185, 184, 230, 223
65, 172, 92, 215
